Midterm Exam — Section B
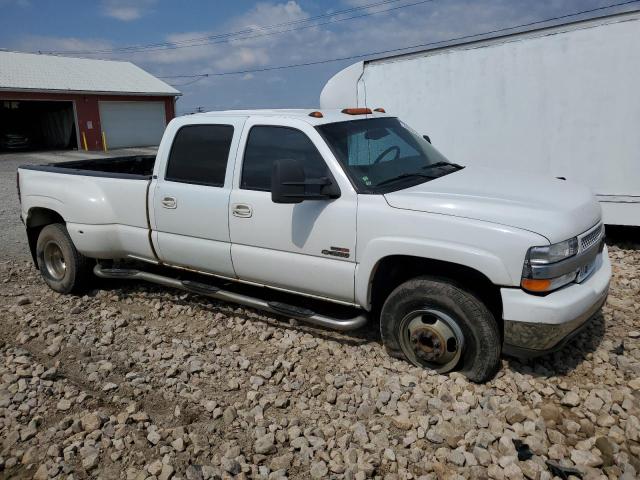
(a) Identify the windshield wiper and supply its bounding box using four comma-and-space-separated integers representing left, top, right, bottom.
421, 161, 464, 170
376, 172, 436, 187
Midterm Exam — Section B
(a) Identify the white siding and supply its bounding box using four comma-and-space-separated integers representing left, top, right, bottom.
360, 15, 640, 197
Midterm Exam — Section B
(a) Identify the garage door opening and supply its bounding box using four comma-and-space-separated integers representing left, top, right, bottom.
0, 100, 77, 152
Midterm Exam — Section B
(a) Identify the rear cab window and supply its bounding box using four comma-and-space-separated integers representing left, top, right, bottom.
165, 124, 234, 187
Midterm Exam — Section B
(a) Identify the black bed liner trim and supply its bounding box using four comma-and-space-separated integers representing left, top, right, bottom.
19, 164, 152, 180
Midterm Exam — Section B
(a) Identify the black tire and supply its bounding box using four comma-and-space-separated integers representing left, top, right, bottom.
36, 223, 93, 294
380, 276, 501, 383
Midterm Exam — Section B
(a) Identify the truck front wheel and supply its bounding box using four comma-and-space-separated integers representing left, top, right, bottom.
36, 223, 93, 294
380, 276, 501, 383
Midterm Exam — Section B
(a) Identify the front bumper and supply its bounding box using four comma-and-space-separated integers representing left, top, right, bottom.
501, 246, 611, 358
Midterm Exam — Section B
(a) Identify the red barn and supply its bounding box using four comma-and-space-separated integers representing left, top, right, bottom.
0, 51, 180, 151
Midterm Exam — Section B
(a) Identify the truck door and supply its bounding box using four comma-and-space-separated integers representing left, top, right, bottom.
151, 117, 245, 277
228, 118, 357, 303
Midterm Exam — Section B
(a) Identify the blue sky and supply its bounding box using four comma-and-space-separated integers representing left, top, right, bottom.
1, 0, 637, 114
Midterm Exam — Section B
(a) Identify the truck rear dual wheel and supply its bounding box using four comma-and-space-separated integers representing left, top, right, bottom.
380, 276, 501, 383
36, 223, 93, 294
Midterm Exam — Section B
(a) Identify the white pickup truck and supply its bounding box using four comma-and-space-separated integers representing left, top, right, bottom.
17, 108, 610, 382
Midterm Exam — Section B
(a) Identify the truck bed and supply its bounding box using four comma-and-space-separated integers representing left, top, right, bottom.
18, 155, 156, 261
20, 155, 155, 179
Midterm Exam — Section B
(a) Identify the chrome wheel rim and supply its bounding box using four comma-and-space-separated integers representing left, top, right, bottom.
43, 241, 66, 281
399, 308, 464, 373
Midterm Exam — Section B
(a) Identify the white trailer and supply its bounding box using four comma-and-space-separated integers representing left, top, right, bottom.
320, 11, 640, 226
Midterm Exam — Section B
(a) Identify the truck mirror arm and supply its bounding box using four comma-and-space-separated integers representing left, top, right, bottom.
272, 159, 341, 203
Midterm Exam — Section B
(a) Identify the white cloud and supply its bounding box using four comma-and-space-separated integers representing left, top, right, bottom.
101, 0, 156, 21
132, 1, 310, 71
230, 0, 307, 30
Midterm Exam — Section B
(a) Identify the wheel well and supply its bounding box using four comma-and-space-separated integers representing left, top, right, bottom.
25, 208, 65, 266
369, 255, 503, 336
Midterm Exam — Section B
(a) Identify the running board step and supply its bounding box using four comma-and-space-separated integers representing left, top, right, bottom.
181, 279, 220, 295
97, 267, 138, 278
267, 302, 315, 318
94, 264, 367, 332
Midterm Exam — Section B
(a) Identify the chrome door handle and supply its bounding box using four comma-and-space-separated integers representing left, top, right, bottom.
161, 196, 177, 209
232, 203, 252, 218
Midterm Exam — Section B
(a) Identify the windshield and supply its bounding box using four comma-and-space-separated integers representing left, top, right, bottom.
317, 117, 461, 193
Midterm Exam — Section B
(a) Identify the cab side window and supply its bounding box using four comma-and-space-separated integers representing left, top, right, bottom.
165, 124, 234, 187
241, 126, 330, 191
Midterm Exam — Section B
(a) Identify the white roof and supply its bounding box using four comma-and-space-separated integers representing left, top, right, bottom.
194, 108, 392, 125
0, 51, 180, 96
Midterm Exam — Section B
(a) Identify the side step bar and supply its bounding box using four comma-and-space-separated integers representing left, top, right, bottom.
93, 265, 368, 332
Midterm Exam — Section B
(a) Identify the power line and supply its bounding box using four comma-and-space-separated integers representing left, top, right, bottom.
50, 0, 433, 55
121, 0, 409, 50
168, 77, 208, 88
125, 0, 439, 54
67, 0, 409, 53
158, 1, 640, 81
46, 0, 421, 55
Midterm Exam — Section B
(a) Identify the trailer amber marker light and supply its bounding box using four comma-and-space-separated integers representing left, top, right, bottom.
521, 278, 552, 292
342, 108, 372, 115
308, 111, 324, 118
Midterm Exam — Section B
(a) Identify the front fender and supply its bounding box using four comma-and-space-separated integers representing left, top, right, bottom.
355, 237, 514, 309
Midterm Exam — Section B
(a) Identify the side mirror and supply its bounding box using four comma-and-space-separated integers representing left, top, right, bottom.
271, 158, 340, 204
423, 135, 432, 144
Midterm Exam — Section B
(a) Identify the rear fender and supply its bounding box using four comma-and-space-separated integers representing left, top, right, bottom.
24, 205, 66, 266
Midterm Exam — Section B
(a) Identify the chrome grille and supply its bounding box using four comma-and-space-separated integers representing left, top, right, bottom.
580, 224, 603, 252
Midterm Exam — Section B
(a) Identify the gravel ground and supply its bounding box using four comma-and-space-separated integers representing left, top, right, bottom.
2, 246, 639, 480
1, 152, 639, 479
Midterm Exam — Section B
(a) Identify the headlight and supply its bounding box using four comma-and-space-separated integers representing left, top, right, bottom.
522, 237, 578, 293
527, 237, 578, 265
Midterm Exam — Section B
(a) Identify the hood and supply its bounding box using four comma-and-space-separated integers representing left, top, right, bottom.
384, 166, 601, 243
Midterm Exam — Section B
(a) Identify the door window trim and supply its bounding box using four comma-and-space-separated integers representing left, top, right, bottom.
164, 123, 235, 188
240, 124, 335, 193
